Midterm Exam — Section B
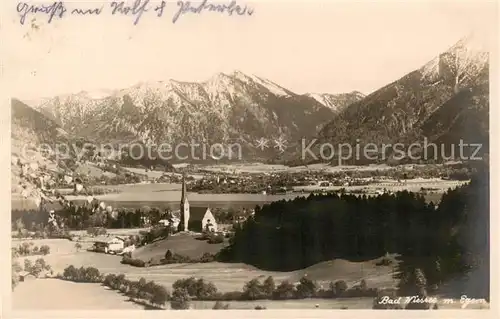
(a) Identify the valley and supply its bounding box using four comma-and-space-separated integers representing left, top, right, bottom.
10, 32, 490, 311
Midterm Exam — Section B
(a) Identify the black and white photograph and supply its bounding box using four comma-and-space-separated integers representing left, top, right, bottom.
5, 0, 497, 314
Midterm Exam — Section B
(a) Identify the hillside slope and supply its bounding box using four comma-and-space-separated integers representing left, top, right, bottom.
11, 99, 72, 194
306, 36, 489, 164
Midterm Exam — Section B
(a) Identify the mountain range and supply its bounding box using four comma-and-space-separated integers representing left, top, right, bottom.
284, 35, 490, 165
15, 71, 364, 162
12, 35, 490, 166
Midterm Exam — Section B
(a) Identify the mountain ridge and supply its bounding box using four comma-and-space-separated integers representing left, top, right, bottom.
22, 71, 364, 162
309, 35, 490, 164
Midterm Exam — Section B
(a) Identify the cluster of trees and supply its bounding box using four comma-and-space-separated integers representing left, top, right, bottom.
56, 263, 385, 310
139, 226, 172, 245
11, 213, 71, 239
12, 242, 50, 256
103, 274, 170, 308
61, 265, 103, 283
167, 275, 375, 302
220, 166, 489, 300
121, 250, 217, 268
12, 207, 171, 232
24, 258, 52, 277
12, 257, 53, 290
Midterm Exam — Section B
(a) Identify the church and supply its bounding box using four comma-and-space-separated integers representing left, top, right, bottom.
178, 174, 218, 233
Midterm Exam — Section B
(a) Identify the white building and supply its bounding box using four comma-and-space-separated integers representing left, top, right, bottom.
93, 236, 125, 253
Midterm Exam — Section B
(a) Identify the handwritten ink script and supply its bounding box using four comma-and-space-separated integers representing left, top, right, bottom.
377, 295, 488, 309
16, 0, 254, 26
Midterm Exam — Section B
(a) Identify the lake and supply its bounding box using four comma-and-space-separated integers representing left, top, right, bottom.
11, 181, 449, 211
11, 183, 311, 210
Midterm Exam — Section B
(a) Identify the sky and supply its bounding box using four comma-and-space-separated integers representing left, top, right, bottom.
4, 0, 498, 101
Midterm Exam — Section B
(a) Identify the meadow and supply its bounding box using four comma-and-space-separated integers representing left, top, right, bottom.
12, 279, 144, 310
12, 238, 398, 293
12, 235, 489, 310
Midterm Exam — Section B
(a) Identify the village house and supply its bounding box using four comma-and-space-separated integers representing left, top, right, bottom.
18, 271, 35, 282
178, 173, 218, 233
158, 216, 180, 229
93, 236, 126, 254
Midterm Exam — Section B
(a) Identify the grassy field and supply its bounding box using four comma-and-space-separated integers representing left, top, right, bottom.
12, 278, 489, 310
12, 238, 489, 310
132, 232, 228, 260
12, 238, 398, 293
12, 279, 143, 310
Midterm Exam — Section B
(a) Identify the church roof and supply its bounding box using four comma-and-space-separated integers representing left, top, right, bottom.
189, 207, 210, 222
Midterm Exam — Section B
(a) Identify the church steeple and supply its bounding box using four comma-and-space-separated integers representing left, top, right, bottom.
181, 172, 187, 202
179, 172, 190, 232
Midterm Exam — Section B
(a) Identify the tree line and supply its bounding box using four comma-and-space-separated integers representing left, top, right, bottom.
58, 265, 386, 309
219, 166, 489, 300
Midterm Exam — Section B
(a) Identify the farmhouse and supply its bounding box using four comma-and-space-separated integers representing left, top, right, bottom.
93, 236, 125, 253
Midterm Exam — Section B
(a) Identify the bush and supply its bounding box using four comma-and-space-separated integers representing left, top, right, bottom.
261, 276, 275, 298
103, 274, 117, 287
24, 259, 33, 271
212, 301, 230, 309
165, 249, 173, 260
242, 278, 266, 300
30, 258, 51, 277
39, 245, 50, 255
207, 234, 224, 244
148, 257, 163, 267
295, 276, 317, 299
199, 252, 216, 263
12, 260, 22, 273
334, 280, 348, 297
121, 256, 146, 267
273, 280, 296, 300
150, 284, 169, 307
160, 252, 217, 265
170, 288, 191, 309
173, 277, 218, 300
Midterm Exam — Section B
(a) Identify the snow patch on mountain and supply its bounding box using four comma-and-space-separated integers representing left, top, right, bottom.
307, 93, 336, 108
245, 73, 292, 96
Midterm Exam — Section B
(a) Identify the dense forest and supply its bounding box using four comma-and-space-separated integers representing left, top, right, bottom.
219, 165, 489, 298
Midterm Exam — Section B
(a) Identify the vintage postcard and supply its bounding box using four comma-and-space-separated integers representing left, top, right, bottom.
2, 0, 498, 317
